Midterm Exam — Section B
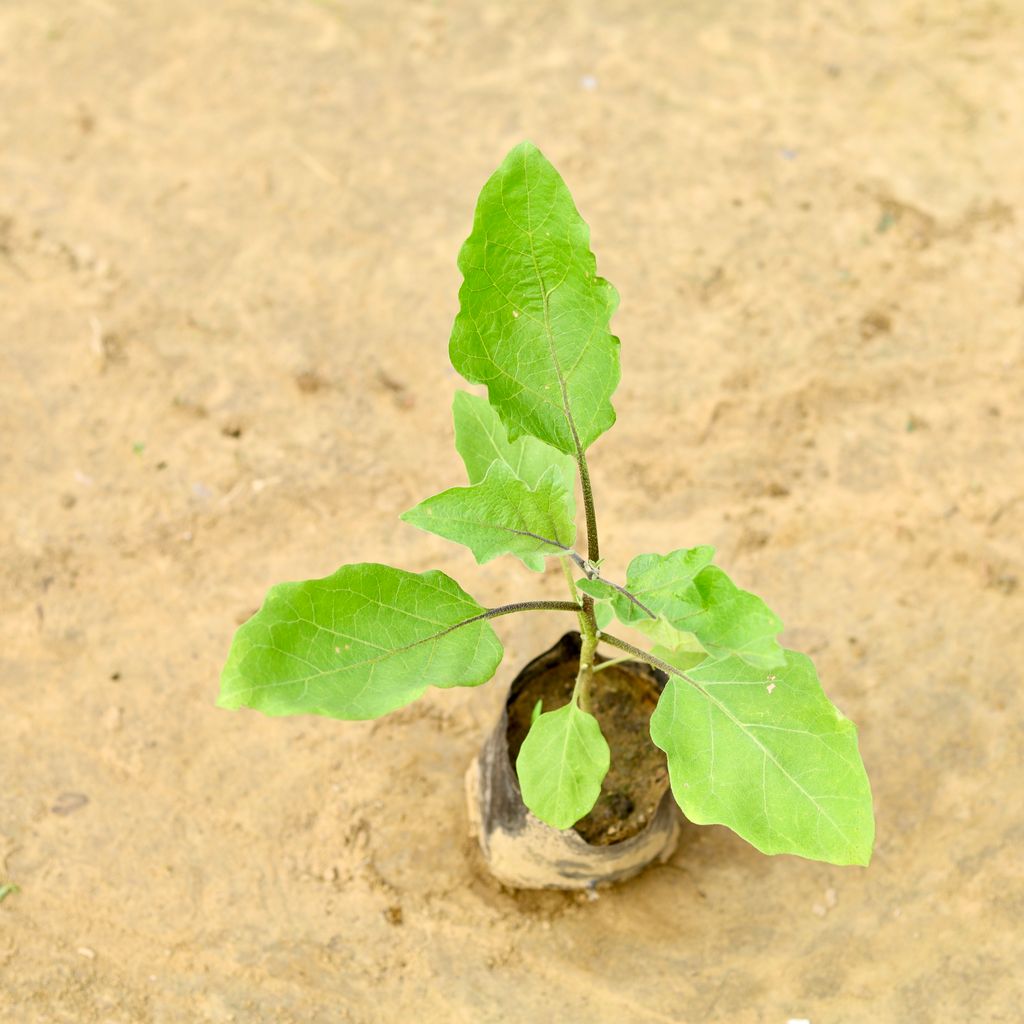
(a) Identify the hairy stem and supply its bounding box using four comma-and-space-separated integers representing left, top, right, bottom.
485, 600, 582, 620
573, 599, 599, 713
596, 577, 657, 619
414, 600, 582, 650
567, 449, 602, 710
575, 450, 600, 564
598, 632, 688, 681
560, 556, 599, 711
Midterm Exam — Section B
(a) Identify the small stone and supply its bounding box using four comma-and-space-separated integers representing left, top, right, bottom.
824, 887, 838, 908
77, 946, 96, 959
295, 370, 323, 394
812, 902, 827, 917
102, 706, 122, 732
52, 792, 89, 816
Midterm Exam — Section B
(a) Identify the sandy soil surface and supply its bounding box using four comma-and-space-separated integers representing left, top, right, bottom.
3, 2, 1023, 1021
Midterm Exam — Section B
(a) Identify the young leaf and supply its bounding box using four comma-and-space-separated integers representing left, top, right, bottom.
218, 564, 503, 720
449, 141, 621, 456
400, 462, 575, 572
650, 649, 874, 866
579, 547, 784, 668
516, 701, 610, 830
452, 390, 575, 493
603, 546, 717, 620
638, 616, 709, 672
592, 600, 614, 631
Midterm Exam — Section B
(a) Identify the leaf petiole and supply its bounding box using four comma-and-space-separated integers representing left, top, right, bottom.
591, 576, 657, 620
559, 556, 583, 607
598, 632, 693, 683
592, 655, 633, 674
484, 599, 583, 619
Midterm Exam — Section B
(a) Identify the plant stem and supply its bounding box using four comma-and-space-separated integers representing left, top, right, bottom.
426, 600, 582, 647
559, 555, 599, 711
566, 449, 602, 710
484, 600, 582, 620
575, 450, 600, 564
572, 600, 599, 713
592, 655, 633, 674
595, 576, 657, 619
560, 556, 582, 607
598, 632, 691, 684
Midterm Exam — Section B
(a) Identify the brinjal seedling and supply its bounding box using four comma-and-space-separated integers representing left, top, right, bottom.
220, 143, 875, 866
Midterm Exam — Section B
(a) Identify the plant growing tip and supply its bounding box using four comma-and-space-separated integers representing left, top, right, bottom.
219, 142, 875, 869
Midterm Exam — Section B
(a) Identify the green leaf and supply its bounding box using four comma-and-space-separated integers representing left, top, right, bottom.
580, 547, 785, 668
650, 649, 874, 866
400, 462, 575, 572
592, 599, 614, 630
449, 141, 620, 455
575, 576, 617, 603
452, 390, 575, 492
218, 563, 503, 720
607, 546, 717, 621
516, 700, 610, 830
684, 567, 785, 667
642, 618, 710, 672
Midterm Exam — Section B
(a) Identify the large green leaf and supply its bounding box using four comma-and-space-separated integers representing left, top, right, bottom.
649, 649, 874, 866
400, 462, 575, 571
449, 141, 620, 455
452, 390, 575, 492
218, 564, 502, 720
516, 700, 610, 830
579, 547, 784, 668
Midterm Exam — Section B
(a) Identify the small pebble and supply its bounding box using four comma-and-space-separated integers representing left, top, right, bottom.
102, 706, 123, 732
824, 887, 837, 908
77, 947, 96, 959
52, 792, 89, 816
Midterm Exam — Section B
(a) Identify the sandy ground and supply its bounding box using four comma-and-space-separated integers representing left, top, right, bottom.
2, 1, 1023, 1021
